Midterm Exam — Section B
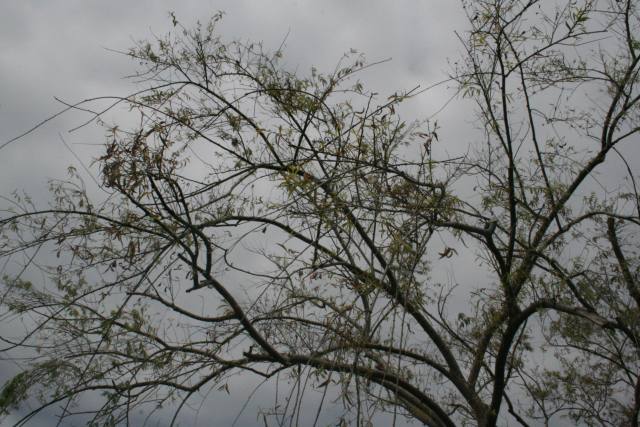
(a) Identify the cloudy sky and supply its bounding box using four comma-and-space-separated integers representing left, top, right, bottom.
0, 2, 475, 426
1, 0, 469, 192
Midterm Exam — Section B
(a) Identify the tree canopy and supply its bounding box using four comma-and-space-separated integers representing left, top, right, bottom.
1, 1, 639, 426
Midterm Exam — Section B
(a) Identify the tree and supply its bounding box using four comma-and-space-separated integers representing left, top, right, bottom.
1, 1, 639, 425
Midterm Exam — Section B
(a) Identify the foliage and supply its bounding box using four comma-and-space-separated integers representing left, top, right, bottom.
1, 1, 639, 426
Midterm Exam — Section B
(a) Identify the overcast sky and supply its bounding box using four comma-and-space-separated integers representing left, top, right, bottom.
0, 2, 475, 426
0, 0, 469, 192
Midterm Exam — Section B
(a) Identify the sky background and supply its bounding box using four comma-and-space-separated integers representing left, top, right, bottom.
1, 1, 472, 196
0, 2, 476, 426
